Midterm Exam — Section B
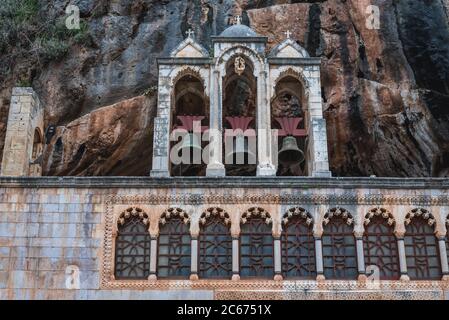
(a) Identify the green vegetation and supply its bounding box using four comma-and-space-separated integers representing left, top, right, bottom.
0, 0, 93, 83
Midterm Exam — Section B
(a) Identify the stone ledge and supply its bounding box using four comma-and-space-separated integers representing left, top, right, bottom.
0, 176, 448, 189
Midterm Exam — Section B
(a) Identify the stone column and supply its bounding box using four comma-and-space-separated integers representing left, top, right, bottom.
1, 87, 44, 177
314, 232, 325, 281
206, 69, 225, 176
437, 235, 449, 280
395, 231, 410, 281
148, 236, 158, 281
256, 69, 276, 176
150, 72, 171, 177
355, 233, 367, 281
232, 237, 240, 281
274, 237, 283, 281
190, 237, 199, 280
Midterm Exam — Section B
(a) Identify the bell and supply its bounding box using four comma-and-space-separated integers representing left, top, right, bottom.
225, 134, 256, 165
179, 132, 202, 163
278, 136, 305, 164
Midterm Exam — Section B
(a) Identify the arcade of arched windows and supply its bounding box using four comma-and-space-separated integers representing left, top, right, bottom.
112, 206, 449, 281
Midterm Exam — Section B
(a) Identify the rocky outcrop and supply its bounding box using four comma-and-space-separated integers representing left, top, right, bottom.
1, 0, 448, 177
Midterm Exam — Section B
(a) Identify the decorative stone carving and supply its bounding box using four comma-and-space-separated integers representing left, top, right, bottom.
160, 207, 190, 226
323, 207, 353, 226
234, 56, 246, 75
282, 207, 313, 226
200, 207, 230, 226
364, 207, 395, 226
241, 207, 272, 225
405, 208, 436, 227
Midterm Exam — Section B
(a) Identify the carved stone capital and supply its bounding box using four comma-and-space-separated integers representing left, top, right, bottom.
394, 230, 405, 239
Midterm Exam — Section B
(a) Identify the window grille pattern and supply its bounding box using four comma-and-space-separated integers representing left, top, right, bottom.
240, 207, 274, 278
404, 209, 441, 280
322, 208, 357, 279
114, 208, 151, 279
157, 208, 191, 279
281, 208, 316, 278
198, 208, 232, 279
363, 208, 400, 280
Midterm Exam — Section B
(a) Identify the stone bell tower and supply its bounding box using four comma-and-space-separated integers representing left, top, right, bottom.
1, 87, 44, 177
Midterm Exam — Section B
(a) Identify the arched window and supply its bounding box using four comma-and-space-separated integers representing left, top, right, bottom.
363, 208, 400, 280
157, 208, 191, 279
404, 208, 442, 280
281, 208, 316, 279
114, 208, 151, 279
322, 208, 357, 279
198, 208, 232, 279
240, 207, 274, 278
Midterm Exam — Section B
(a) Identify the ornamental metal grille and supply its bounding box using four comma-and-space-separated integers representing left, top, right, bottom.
114, 215, 151, 280
157, 213, 191, 279
322, 216, 357, 279
198, 210, 232, 279
363, 215, 400, 280
240, 208, 274, 278
404, 216, 442, 280
281, 213, 316, 279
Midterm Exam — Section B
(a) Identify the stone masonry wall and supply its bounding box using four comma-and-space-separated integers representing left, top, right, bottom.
0, 177, 448, 300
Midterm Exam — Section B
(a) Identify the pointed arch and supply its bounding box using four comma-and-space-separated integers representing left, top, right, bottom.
157, 208, 191, 279
114, 207, 151, 280
198, 208, 232, 279
404, 208, 442, 280
322, 207, 357, 279
363, 208, 400, 280
281, 208, 315, 279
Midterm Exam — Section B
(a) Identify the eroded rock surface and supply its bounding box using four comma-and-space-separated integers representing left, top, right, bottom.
0, 0, 448, 176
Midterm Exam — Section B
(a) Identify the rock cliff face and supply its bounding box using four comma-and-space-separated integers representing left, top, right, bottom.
1, 0, 448, 177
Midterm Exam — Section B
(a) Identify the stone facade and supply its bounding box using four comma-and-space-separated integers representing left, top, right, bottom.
0, 177, 448, 300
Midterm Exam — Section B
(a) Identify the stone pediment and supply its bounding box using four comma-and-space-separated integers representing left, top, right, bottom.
269, 39, 310, 58
170, 37, 209, 58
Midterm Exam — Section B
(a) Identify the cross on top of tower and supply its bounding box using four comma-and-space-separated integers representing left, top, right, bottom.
234, 16, 242, 25
186, 28, 195, 39
284, 30, 292, 39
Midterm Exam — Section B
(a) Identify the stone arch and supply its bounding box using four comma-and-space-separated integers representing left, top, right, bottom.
282, 207, 313, 226
323, 207, 354, 226
115, 207, 150, 233
241, 207, 272, 225
170, 66, 206, 89
199, 207, 231, 226
404, 208, 436, 230
216, 45, 264, 76
272, 67, 310, 98
159, 207, 191, 226
364, 207, 395, 227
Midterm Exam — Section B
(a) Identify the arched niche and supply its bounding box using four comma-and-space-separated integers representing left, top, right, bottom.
222, 54, 257, 176
29, 127, 43, 176
271, 73, 308, 177
170, 71, 209, 177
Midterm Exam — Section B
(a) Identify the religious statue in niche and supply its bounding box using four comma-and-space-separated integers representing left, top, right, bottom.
234, 56, 246, 76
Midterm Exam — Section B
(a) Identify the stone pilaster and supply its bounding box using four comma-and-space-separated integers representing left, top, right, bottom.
232, 237, 240, 281
308, 118, 331, 177
1, 87, 44, 177
437, 237, 449, 279
206, 69, 225, 176
148, 237, 158, 281
190, 237, 199, 280
396, 233, 410, 281
273, 237, 283, 280
314, 236, 325, 280
150, 74, 171, 177
256, 70, 276, 176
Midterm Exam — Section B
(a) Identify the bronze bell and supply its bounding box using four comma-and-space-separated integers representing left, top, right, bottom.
225, 134, 256, 165
179, 132, 202, 162
278, 136, 305, 164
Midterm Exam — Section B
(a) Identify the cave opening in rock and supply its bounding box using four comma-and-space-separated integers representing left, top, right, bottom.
271, 74, 308, 176
222, 55, 257, 176
170, 72, 209, 177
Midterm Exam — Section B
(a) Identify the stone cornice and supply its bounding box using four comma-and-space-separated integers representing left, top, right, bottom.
157, 57, 212, 66
268, 57, 321, 65
211, 36, 268, 43
0, 176, 448, 190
